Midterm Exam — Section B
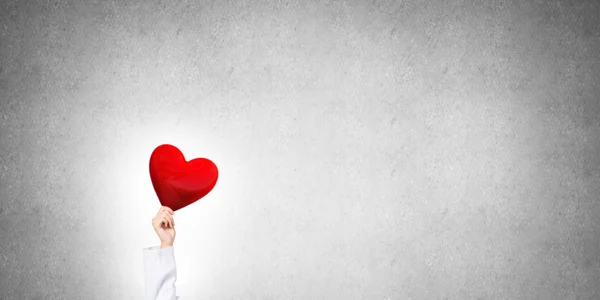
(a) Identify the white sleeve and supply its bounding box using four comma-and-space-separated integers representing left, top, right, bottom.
143, 245, 179, 300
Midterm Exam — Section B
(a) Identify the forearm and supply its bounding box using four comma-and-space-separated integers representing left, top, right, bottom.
143, 246, 178, 300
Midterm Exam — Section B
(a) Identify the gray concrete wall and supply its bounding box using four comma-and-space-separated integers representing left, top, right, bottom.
1, 0, 599, 299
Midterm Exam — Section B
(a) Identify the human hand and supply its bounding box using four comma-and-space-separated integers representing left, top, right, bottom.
152, 206, 176, 248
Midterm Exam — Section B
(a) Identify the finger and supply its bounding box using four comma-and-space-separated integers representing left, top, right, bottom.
162, 212, 174, 228
165, 206, 175, 215
160, 206, 174, 215
160, 216, 170, 228
157, 206, 172, 217
152, 217, 163, 229
164, 213, 174, 228
161, 210, 174, 224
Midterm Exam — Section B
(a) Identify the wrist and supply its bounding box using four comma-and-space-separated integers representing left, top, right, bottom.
160, 242, 173, 248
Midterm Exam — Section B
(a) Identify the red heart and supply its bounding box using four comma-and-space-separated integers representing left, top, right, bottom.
149, 144, 218, 211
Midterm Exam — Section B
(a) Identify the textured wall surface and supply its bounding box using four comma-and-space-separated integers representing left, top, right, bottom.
1, 0, 599, 299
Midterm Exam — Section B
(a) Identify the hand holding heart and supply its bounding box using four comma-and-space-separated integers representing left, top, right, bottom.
152, 206, 176, 248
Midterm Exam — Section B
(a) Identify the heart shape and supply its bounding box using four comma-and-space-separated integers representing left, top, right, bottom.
149, 144, 218, 211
